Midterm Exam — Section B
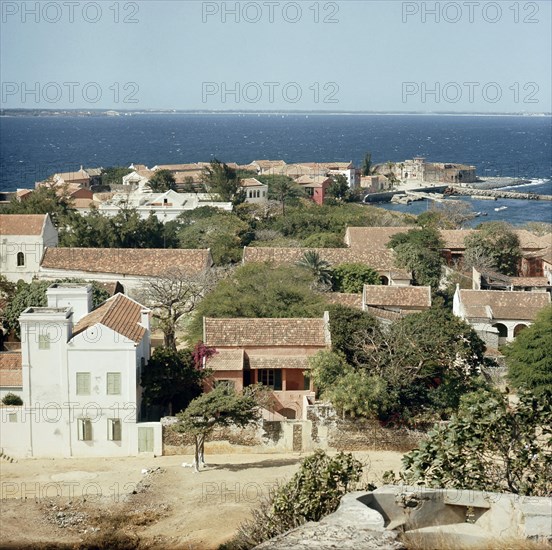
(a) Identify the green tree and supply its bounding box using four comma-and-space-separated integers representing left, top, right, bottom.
177, 209, 251, 265
2, 185, 74, 226
202, 159, 245, 205
464, 222, 522, 276
308, 350, 352, 397
362, 152, 376, 176
388, 227, 445, 289
188, 263, 326, 343
148, 169, 177, 192
332, 263, 380, 293
100, 166, 132, 187
3, 280, 109, 338
175, 384, 259, 471
296, 251, 333, 290
2, 393, 23, 406
325, 304, 377, 364
140, 347, 204, 416
505, 306, 552, 394
397, 389, 552, 496
259, 175, 303, 216
326, 175, 351, 202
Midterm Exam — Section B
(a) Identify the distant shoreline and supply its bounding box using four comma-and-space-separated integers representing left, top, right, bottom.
1, 109, 551, 118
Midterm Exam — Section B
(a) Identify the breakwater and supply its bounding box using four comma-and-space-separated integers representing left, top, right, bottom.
447, 186, 552, 201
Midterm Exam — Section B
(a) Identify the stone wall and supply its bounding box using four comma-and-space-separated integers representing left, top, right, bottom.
161, 404, 427, 455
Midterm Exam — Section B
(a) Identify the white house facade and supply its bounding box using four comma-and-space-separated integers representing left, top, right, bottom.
0, 214, 59, 283
0, 284, 162, 458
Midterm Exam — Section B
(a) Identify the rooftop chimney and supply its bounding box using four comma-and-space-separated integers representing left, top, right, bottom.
46, 283, 93, 324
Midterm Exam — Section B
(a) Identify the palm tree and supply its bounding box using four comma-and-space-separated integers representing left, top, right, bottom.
296, 251, 333, 290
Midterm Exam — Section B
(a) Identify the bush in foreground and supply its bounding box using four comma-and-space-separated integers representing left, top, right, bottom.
221, 450, 363, 549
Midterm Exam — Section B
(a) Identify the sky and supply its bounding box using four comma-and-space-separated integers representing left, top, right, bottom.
1, 0, 551, 112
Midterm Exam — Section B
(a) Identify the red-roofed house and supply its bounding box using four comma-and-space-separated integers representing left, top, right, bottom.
203, 314, 331, 419
0, 284, 161, 458
0, 214, 58, 282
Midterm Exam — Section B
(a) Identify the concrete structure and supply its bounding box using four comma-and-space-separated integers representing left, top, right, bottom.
453, 286, 550, 347
377, 157, 477, 185
0, 285, 162, 458
0, 214, 59, 283
257, 487, 552, 549
203, 314, 331, 420
295, 175, 332, 205
39, 247, 213, 293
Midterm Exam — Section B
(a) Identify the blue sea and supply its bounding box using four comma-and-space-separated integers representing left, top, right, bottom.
1, 113, 551, 224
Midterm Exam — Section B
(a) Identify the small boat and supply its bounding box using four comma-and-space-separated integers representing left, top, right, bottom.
481, 211, 488, 216
474, 212, 481, 217
494, 206, 508, 212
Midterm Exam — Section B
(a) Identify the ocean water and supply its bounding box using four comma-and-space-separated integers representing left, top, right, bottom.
1, 113, 551, 224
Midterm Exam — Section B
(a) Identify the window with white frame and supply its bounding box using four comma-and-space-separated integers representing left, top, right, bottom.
107, 418, 122, 441
77, 418, 92, 441
76, 372, 91, 395
106, 372, 121, 395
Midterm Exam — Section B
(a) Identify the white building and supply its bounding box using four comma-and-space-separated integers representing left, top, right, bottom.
98, 189, 232, 221
0, 284, 162, 458
0, 214, 59, 283
452, 286, 550, 348
241, 178, 268, 204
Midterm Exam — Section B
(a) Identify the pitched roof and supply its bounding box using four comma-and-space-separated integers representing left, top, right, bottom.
0, 214, 48, 236
242, 247, 411, 279
0, 352, 22, 387
363, 285, 432, 309
41, 248, 212, 277
240, 178, 267, 188
459, 290, 550, 321
204, 317, 329, 347
324, 293, 363, 310
72, 293, 147, 343
345, 227, 413, 248
206, 349, 244, 371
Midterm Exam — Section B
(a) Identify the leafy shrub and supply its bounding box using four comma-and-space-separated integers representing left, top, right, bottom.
395, 389, 552, 496
332, 263, 380, 293
225, 451, 363, 549
2, 393, 23, 406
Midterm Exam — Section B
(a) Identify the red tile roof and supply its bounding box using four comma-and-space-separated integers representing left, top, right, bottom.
459, 290, 550, 321
324, 293, 363, 310
0, 214, 48, 236
41, 248, 212, 277
72, 293, 147, 343
363, 285, 432, 309
206, 349, 244, 371
0, 352, 22, 387
204, 317, 329, 347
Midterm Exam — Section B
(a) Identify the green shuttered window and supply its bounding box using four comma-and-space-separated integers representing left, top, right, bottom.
106, 373, 121, 395
76, 372, 91, 395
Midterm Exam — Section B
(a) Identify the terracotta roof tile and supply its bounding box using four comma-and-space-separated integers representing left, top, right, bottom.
206, 349, 244, 371
41, 248, 212, 277
363, 285, 432, 309
72, 294, 147, 343
204, 317, 329, 347
510, 277, 550, 287
240, 178, 267, 188
0, 214, 47, 236
0, 352, 22, 387
459, 290, 550, 321
345, 227, 413, 248
363, 306, 405, 322
247, 355, 310, 370
324, 293, 363, 310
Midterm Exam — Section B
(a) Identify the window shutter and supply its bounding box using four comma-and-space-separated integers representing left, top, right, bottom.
78, 418, 92, 441
38, 335, 50, 350
107, 373, 121, 395
76, 373, 90, 395
108, 419, 122, 441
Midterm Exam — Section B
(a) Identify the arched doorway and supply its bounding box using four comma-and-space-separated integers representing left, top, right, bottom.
513, 324, 528, 337
380, 275, 389, 285
492, 323, 508, 339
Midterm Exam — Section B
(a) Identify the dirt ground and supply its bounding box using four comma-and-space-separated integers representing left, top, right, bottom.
0, 450, 404, 550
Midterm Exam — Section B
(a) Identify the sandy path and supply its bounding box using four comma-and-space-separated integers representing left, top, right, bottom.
0, 450, 404, 549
